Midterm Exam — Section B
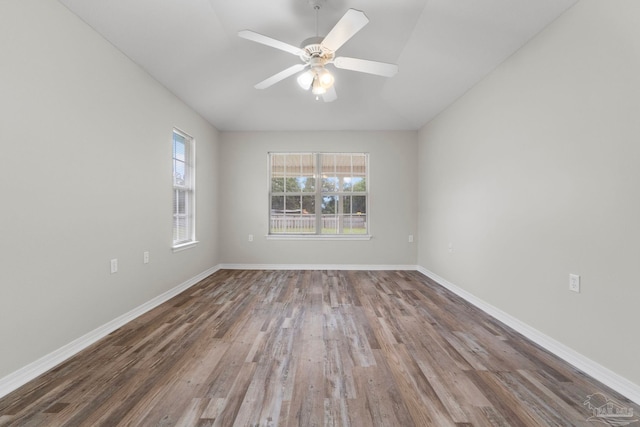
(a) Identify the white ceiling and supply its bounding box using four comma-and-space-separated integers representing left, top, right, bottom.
58, 0, 577, 131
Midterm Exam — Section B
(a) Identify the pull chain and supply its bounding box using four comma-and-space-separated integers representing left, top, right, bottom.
315, 5, 319, 37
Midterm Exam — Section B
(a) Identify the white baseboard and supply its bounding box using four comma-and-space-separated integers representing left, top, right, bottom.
218, 263, 419, 271
416, 266, 640, 405
0, 265, 221, 399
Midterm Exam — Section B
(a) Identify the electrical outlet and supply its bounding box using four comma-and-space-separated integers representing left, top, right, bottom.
143, 251, 149, 264
110, 259, 118, 274
569, 274, 580, 293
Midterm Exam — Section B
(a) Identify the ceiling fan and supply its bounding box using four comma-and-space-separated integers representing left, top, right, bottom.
238, 2, 398, 102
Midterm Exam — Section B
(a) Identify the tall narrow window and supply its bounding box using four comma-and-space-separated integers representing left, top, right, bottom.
269, 152, 368, 236
173, 129, 196, 248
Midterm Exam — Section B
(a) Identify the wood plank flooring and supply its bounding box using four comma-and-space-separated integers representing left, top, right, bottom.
1, 269, 637, 426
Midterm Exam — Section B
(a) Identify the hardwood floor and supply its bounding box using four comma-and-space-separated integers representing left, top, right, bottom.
0, 269, 637, 426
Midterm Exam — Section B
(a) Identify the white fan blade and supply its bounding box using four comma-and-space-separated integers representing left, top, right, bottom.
323, 85, 337, 102
321, 9, 369, 53
238, 30, 303, 56
255, 64, 307, 89
334, 57, 398, 77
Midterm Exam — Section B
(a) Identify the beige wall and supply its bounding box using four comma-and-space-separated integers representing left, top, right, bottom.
418, 0, 640, 385
0, 0, 220, 378
219, 131, 418, 266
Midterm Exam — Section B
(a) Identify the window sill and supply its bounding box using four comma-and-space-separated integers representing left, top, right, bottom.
266, 235, 372, 241
172, 241, 199, 252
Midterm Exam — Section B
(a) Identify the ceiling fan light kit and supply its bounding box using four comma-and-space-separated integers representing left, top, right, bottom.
297, 69, 315, 90
318, 69, 334, 88
238, 4, 398, 102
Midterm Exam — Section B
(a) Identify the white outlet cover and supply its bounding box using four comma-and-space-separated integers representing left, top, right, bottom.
569, 274, 580, 293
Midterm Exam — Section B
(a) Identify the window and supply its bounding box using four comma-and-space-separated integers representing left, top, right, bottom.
269, 152, 368, 236
172, 129, 196, 248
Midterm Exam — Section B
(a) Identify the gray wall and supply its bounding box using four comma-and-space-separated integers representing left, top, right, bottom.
219, 131, 418, 267
418, 0, 640, 386
0, 0, 220, 378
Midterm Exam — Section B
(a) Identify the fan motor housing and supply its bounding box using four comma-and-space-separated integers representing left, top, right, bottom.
300, 36, 334, 64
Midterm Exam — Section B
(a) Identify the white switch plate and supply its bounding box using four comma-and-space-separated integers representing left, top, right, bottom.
408, 234, 414, 243
569, 274, 580, 293
143, 251, 149, 264
248, 234, 254, 242
110, 259, 118, 274
448, 243, 453, 253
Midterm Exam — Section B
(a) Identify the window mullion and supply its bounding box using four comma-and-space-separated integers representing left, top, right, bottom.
337, 175, 344, 235
315, 153, 322, 235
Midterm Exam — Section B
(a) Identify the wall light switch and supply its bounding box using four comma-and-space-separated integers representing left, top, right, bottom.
143, 251, 149, 264
248, 234, 254, 242
110, 259, 118, 274
569, 274, 580, 293
408, 234, 414, 243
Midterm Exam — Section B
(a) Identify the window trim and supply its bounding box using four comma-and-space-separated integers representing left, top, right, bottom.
172, 128, 197, 250
267, 152, 371, 239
